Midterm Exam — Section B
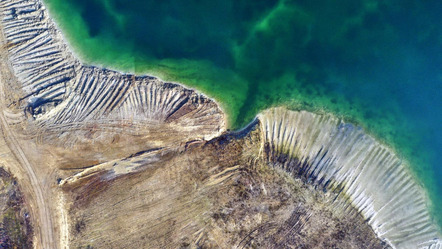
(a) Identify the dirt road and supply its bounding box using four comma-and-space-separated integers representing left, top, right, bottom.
0, 35, 58, 249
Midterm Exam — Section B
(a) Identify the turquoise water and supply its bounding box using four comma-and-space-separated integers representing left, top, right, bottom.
44, 0, 441, 226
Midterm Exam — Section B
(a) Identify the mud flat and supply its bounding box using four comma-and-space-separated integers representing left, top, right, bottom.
0, 0, 440, 248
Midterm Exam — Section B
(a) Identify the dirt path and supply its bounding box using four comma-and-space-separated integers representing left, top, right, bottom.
0, 33, 58, 249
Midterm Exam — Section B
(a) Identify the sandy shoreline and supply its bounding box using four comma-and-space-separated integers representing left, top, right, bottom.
0, 0, 440, 248
41, 0, 230, 127
0, 1, 226, 248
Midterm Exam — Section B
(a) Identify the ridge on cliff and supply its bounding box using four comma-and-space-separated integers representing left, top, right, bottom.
258, 107, 441, 249
0, 0, 225, 141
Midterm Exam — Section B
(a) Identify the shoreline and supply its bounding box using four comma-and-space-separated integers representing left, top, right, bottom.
259, 107, 441, 247
35, 0, 442, 237
41, 0, 424, 170
42, 0, 230, 128
0, 0, 440, 248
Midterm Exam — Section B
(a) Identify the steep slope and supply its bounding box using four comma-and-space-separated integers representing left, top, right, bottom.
0, 0, 225, 140
0, 0, 440, 248
258, 107, 441, 248
0, 0, 225, 248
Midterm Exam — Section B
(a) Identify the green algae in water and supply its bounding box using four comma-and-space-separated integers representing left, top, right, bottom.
43, 0, 442, 226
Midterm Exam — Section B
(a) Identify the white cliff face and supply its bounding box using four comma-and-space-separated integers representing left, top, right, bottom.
0, 0, 225, 141
258, 107, 441, 249
0, 1, 225, 248
1, 0, 77, 107
1, 0, 440, 248
46, 67, 225, 138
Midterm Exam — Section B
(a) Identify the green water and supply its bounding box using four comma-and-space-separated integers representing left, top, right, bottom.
44, 0, 441, 226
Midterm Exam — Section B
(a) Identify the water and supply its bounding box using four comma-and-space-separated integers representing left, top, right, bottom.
44, 0, 441, 226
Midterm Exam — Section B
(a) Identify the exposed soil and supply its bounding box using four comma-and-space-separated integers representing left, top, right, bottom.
63, 126, 387, 248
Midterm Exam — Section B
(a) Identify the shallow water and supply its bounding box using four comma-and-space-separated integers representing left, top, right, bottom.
44, 0, 441, 226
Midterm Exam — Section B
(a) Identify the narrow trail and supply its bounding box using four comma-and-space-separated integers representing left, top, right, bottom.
0, 108, 57, 249
0, 0, 439, 248
0, 27, 57, 249
0, 101, 57, 248
0, 1, 225, 248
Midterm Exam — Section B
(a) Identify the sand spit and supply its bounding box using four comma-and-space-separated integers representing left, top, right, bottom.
259, 107, 441, 248
0, 0, 440, 248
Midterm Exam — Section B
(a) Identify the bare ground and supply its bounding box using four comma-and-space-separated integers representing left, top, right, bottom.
62, 126, 387, 248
